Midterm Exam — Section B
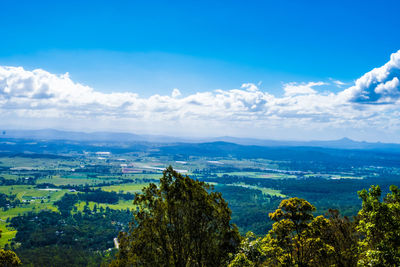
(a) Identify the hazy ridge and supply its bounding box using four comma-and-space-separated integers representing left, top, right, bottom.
2, 129, 400, 151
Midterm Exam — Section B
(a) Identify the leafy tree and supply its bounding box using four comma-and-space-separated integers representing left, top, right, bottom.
230, 198, 359, 266
265, 197, 319, 266
10, 209, 131, 251
0, 231, 21, 266
15, 245, 109, 267
54, 193, 78, 217
110, 166, 241, 267
228, 232, 267, 267
319, 209, 359, 266
357, 185, 400, 266
0, 249, 21, 267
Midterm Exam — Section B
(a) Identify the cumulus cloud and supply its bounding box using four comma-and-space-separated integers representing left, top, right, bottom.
339, 50, 400, 103
374, 77, 400, 98
1, 50, 400, 141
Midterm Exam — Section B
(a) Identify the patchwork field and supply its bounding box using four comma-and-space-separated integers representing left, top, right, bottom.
99, 183, 149, 193
0, 140, 399, 249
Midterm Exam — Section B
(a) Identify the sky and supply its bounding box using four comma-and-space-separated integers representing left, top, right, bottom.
1, 0, 400, 142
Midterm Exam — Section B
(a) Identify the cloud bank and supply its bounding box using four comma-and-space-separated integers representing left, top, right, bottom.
1, 50, 400, 141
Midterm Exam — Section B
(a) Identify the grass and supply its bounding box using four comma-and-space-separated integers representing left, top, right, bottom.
0, 201, 58, 248
129, 173, 164, 180
0, 221, 16, 248
0, 202, 59, 219
0, 174, 19, 180
98, 183, 149, 193
0, 157, 80, 171
0, 185, 68, 247
0, 155, 291, 249
229, 182, 286, 198
75, 200, 136, 211
0, 185, 67, 200
0, 185, 65, 222
37, 175, 121, 186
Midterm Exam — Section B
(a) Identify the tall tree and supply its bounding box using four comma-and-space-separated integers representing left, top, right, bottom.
110, 166, 241, 267
229, 199, 359, 266
230, 198, 323, 266
319, 209, 359, 266
357, 185, 400, 266
266, 197, 318, 266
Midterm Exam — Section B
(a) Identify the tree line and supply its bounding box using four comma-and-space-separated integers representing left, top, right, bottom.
1, 166, 400, 266
111, 167, 400, 266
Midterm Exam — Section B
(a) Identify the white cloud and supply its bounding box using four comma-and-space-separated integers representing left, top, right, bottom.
374, 77, 400, 99
171, 88, 182, 98
329, 78, 346, 87
283, 81, 325, 96
339, 49, 400, 103
1, 50, 400, 141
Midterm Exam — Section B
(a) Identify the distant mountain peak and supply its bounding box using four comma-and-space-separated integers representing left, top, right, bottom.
338, 137, 354, 142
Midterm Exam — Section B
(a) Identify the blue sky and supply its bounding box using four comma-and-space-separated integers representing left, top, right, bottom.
1, 0, 399, 94
1, 0, 400, 141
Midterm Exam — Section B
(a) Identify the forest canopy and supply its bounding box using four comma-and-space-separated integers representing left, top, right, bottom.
110, 167, 400, 267
110, 166, 241, 266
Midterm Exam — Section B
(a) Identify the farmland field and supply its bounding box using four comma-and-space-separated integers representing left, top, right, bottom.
0, 138, 400, 248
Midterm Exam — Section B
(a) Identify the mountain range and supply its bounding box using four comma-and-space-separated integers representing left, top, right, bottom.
1, 129, 399, 151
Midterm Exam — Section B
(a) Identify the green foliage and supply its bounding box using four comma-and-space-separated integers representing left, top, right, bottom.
357, 185, 400, 266
230, 198, 359, 266
269, 197, 315, 233
318, 209, 359, 266
0, 248, 21, 266
8, 204, 131, 266
213, 174, 400, 220
54, 193, 78, 216
14, 245, 110, 267
0, 230, 21, 267
111, 166, 241, 267
214, 184, 282, 235
265, 198, 324, 266
228, 232, 267, 267
0, 193, 20, 211
10, 208, 131, 250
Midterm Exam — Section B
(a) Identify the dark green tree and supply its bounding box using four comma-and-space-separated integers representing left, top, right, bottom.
319, 209, 359, 266
54, 193, 78, 217
110, 166, 241, 267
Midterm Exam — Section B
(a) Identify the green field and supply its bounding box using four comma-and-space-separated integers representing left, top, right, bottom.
37, 175, 121, 186
0, 185, 68, 246
0, 221, 16, 248
229, 183, 286, 197
75, 200, 136, 211
0, 149, 389, 250
128, 173, 164, 180
0, 185, 66, 200
99, 183, 149, 193
0, 156, 80, 170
